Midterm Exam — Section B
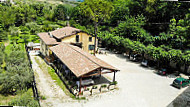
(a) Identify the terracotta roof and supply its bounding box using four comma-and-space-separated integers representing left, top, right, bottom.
51, 27, 81, 39
37, 32, 60, 45
50, 43, 118, 77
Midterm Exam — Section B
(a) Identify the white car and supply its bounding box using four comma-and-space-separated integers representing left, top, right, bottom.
141, 60, 148, 67
29, 50, 40, 56
76, 79, 94, 87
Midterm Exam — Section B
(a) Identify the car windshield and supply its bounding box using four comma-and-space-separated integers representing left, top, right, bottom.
174, 79, 181, 83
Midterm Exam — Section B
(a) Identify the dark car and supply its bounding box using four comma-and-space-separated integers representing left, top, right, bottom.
129, 54, 142, 62
172, 77, 190, 89
157, 68, 168, 76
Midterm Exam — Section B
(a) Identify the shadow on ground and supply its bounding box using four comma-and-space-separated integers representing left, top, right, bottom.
93, 76, 111, 85
167, 86, 190, 107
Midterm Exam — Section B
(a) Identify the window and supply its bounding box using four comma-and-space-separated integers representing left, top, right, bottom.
89, 37, 92, 42
76, 35, 79, 42
88, 45, 95, 50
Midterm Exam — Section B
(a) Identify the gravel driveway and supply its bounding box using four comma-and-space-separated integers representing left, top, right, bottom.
63, 52, 187, 107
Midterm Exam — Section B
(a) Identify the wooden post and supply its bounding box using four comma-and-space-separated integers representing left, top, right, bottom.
69, 71, 71, 81
113, 71, 116, 82
79, 77, 82, 93
93, 22, 97, 56
99, 69, 101, 77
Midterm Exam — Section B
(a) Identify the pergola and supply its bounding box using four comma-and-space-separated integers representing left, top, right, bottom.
50, 43, 119, 92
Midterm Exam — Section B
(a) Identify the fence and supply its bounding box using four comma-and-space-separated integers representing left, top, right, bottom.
24, 43, 41, 107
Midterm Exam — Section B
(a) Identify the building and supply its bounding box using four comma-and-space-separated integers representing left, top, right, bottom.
37, 26, 118, 93
27, 42, 40, 50
50, 42, 118, 92
38, 26, 97, 62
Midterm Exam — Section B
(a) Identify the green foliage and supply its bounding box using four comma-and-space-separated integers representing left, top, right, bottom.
54, 4, 73, 21
9, 26, 20, 43
8, 89, 39, 107
79, 0, 114, 23
25, 22, 41, 34
0, 6, 16, 28
0, 44, 33, 94
113, 15, 147, 39
98, 31, 190, 65
0, 29, 8, 42
0, 43, 5, 65
110, 81, 117, 85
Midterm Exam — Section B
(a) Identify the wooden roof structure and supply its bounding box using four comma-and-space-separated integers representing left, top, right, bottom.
51, 27, 81, 39
37, 32, 60, 45
50, 43, 118, 77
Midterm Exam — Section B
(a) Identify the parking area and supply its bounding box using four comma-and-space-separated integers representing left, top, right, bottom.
31, 49, 188, 107
62, 51, 188, 107
94, 52, 187, 107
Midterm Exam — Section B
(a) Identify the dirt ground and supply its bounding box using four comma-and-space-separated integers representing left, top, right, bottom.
30, 51, 187, 107
30, 55, 71, 107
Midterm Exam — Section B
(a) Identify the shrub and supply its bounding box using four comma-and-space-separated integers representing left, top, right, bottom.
8, 92, 39, 107
110, 81, 117, 85
101, 84, 107, 88
92, 86, 97, 89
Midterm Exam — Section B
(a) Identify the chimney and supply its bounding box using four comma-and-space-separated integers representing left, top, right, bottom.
48, 32, 53, 38
66, 21, 70, 27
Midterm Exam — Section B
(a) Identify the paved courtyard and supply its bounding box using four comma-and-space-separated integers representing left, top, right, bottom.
62, 51, 187, 107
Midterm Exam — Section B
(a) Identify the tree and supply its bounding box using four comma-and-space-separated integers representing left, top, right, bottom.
0, 28, 8, 42
0, 43, 5, 66
9, 26, 20, 43
54, 4, 71, 21
110, 0, 130, 26
0, 45, 33, 94
0, 6, 15, 28
79, 0, 114, 55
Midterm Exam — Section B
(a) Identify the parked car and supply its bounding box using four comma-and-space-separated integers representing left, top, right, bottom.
141, 59, 148, 67
172, 77, 190, 89
76, 79, 95, 87
129, 54, 142, 62
29, 50, 40, 56
157, 68, 171, 76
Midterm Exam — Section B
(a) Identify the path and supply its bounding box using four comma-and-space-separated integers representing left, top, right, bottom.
30, 55, 71, 107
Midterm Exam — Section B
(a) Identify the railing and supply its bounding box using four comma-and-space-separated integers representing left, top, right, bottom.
24, 43, 41, 107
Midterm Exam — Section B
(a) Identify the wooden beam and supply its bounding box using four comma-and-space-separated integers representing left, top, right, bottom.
82, 71, 114, 78
79, 77, 82, 93
113, 71, 116, 82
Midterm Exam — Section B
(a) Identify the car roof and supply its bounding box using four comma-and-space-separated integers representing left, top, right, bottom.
176, 77, 187, 81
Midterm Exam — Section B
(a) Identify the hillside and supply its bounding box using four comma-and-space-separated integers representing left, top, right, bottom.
14, 0, 80, 5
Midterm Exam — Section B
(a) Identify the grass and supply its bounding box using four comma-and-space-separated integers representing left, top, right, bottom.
34, 57, 75, 98
4, 43, 25, 55
0, 94, 16, 105
0, 88, 34, 106
19, 34, 40, 43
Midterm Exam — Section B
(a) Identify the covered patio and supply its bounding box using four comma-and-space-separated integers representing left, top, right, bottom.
50, 43, 119, 93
